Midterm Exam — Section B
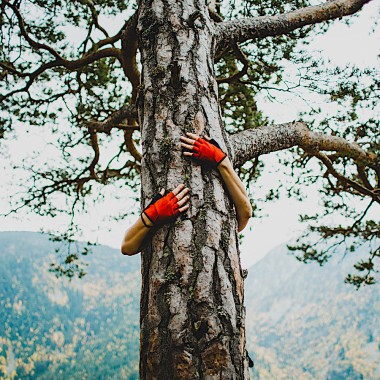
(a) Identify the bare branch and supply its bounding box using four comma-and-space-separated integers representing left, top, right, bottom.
89, 104, 138, 134
124, 127, 142, 162
78, 0, 109, 38
215, 0, 372, 46
216, 43, 249, 84
86, 16, 133, 55
89, 106, 141, 164
81, 9, 138, 57
230, 122, 376, 168
209, 8, 224, 23
120, 13, 140, 101
231, 122, 379, 204
1, 47, 122, 101
357, 165, 374, 190
314, 152, 380, 202
0, 61, 28, 77
88, 130, 101, 181
4, 0, 63, 59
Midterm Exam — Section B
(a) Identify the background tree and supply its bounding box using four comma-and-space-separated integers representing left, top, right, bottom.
1, 0, 378, 378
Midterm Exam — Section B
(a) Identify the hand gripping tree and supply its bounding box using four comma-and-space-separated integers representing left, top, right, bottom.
1, 0, 379, 378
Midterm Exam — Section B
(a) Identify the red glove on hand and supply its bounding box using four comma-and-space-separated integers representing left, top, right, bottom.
143, 192, 180, 226
192, 137, 227, 167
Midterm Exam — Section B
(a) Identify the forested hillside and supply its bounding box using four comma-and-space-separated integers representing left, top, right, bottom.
246, 244, 380, 379
0, 232, 140, 379
0, 232, 379, 379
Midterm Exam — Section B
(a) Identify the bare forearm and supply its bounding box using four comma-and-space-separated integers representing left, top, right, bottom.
121, 214, 152, 255
217, 158, 252, 231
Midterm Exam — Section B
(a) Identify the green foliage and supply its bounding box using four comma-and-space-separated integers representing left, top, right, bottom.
1, 0, 140, 231
283, 58, 380, 287
48, 235, 94, 280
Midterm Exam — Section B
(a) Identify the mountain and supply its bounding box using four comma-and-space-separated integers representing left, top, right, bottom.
0, 231, 141, 379
245, 243, 380, 379
0, 231, 379, 379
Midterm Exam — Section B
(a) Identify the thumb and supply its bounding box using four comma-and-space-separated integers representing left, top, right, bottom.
159, 188, 165, 195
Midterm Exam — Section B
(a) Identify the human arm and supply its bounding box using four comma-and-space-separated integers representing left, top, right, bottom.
216, 157, 252, 231
180, 133, 252, 232
121, 184, 190, 255
121, 213, 154, 256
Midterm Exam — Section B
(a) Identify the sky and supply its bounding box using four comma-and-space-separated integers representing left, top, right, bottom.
0, 1, 379, 269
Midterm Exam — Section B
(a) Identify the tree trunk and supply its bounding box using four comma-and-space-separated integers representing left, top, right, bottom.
137, 1, 249, 378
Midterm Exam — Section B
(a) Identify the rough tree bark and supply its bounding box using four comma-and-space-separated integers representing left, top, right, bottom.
1, 0, 376, 376
137, 1, 249, 379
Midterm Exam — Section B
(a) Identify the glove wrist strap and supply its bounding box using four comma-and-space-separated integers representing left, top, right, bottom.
141, 212, 154, 228
216, 154, 227, 167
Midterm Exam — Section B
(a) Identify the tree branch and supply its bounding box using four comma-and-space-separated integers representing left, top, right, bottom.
124, 128, 142, 162
1, 47, 122, 101
230, 122, 376, 168
120, 13, 140, 102
215, 0, 372, 46
4, 0, 63, 59
78, 0, 109, 38
357, 164, 373, 190
0, 62, 28, 77
89, 104, 138, 134
231, 122, 379, 203
216, 43, 249, 84
88, 129, 101, 181
86, 17, 132, 55
2, 1, 136, 99
314, 152, 380, 202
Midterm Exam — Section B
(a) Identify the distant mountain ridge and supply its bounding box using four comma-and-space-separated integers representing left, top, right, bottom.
0, 231, 141, 379
246, 242, 380, 379
0, 231, 379, 379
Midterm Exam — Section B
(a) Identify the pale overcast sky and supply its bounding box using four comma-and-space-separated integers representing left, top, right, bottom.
0, 1, 378, 269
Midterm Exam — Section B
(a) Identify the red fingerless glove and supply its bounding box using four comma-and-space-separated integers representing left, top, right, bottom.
143, 192, 180, 226
192, 137, 227, 167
